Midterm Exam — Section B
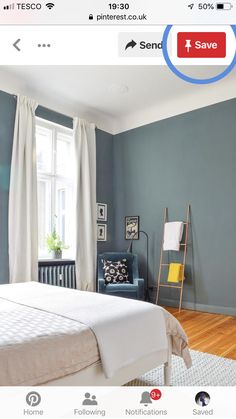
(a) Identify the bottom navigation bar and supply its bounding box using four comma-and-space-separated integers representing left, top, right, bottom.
0, 386, 235, 418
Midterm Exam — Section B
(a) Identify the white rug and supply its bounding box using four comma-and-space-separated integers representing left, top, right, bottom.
127, 350, 236, 386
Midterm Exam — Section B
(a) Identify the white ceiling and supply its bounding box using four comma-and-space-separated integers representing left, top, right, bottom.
0, 65, 236, 134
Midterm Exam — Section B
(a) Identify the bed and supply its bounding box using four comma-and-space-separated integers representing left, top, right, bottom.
0, 282, 191, 386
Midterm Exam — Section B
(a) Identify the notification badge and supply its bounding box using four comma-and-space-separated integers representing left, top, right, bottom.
150, 388, 162, 401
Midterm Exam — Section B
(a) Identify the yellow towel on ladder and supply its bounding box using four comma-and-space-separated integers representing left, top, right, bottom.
167, 263, 184, 283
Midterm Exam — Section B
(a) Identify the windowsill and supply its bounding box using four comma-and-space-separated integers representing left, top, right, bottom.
38, 259, 75, 266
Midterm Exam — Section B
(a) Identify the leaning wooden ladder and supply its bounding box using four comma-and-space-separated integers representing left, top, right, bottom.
156, 205, 190, 312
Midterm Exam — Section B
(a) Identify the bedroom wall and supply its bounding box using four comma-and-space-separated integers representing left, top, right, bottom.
1, 87, 235, 315
0, 90, 114, 284
96, 129, 114, 253
0, 91, 16, 285
113, 98, 236, 315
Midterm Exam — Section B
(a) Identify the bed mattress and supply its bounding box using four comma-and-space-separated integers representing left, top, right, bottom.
0, 282, 191, 386
0, 298, 99, 385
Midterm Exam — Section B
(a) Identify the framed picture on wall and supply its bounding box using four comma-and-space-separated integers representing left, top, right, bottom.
125, 216, 140, 240
97, 224, 107, 241
97, 203, 107, 221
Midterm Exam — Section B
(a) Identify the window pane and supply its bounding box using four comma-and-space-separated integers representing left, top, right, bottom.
38, 178, 52, 256
36, 120, 74, 259
55, 180, 75, 257
57, 188, 66, 243
36, 125, 53, 173
56, 132, 73, 177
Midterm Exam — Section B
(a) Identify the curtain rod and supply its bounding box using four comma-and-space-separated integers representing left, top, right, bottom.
11, 93, 97, 128
12, 93, 73, 121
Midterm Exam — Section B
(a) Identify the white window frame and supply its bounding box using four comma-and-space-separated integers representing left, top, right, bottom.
36, 117, 74, 259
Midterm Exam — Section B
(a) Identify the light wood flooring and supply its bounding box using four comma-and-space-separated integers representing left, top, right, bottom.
165, 307, 236, 360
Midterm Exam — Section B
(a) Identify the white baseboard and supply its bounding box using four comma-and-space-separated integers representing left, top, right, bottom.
158, 297, 236, 316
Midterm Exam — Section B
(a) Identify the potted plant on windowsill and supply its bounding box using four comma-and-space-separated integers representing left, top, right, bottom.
46, 230, 69, 260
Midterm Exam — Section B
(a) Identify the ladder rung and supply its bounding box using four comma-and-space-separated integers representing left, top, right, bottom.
162, 243, 187, 249
161, 262, 186, 266
159, 284, 182, 289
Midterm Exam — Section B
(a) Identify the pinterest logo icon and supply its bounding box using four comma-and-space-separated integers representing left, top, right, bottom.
26, 391, 41, 407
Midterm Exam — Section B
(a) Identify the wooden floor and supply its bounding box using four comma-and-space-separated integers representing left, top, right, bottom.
165, 307, 236, 360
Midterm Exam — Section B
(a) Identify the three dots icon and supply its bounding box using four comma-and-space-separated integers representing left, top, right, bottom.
38, 44, 51, 48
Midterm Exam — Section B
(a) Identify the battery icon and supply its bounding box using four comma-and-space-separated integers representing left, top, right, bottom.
216, 2, 233, 9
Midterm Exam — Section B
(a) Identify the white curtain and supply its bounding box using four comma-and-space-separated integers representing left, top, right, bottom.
73, 118, 97, 291
9, 95, 38, 283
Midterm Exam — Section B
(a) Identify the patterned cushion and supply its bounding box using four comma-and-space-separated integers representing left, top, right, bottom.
103, 259, 130, 284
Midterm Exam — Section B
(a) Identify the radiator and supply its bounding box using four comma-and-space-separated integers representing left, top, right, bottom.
38, 261, 76, 289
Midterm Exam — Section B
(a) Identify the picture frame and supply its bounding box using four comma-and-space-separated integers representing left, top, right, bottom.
97, 224, 107, 242
125, 216, 140, 240
97, 203, 107, 221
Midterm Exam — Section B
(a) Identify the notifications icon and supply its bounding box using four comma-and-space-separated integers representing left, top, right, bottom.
140, 388, 162, 406
140, 391, 152, 406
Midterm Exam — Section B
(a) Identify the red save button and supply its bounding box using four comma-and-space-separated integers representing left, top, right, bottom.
177, 32, 226, 58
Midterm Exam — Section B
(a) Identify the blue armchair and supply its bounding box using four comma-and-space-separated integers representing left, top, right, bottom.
97, 252, 145, 300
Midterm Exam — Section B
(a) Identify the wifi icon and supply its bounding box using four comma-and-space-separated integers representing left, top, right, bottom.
46, 2, 55, 9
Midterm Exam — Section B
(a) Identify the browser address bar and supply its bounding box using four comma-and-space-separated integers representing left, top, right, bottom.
0, 0, 235, 25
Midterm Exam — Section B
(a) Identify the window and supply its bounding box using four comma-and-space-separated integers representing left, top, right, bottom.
36, 118, 75, 259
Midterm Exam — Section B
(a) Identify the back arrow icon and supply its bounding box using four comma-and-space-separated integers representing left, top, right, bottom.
13, 39, 21, 51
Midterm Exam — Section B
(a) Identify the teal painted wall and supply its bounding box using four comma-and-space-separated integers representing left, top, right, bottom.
0, 92, 16, 284
113, 99, 236, 314
0, 90, 113, 283
1, 87, 235, 314
96, 129, 114, 253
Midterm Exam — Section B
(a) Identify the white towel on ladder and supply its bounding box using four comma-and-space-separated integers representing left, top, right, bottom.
163, 222, 184, 251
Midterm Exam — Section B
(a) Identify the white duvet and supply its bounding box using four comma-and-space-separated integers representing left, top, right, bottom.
0, 282, 191, 385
